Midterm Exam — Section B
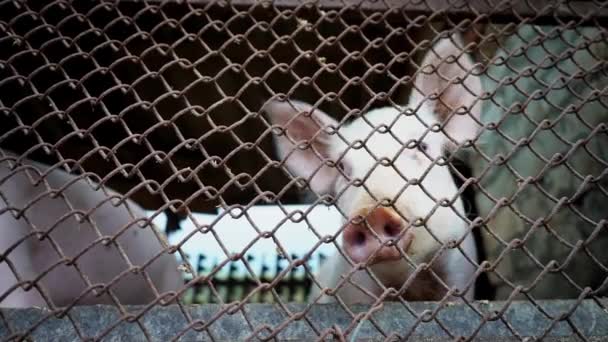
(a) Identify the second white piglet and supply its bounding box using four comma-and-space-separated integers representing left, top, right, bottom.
0, 151, 183, 307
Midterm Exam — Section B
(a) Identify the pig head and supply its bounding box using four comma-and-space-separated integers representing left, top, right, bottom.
0, 151, 182, 307
265, 34, 483, 303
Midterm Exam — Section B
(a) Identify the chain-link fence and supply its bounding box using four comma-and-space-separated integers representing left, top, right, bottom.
1, 0, 607, 340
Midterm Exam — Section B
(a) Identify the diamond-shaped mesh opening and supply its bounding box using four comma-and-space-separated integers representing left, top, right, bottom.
1, 0, 607, 340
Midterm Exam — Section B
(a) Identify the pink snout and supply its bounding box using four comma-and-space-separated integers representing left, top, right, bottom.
342, 208, 414, 264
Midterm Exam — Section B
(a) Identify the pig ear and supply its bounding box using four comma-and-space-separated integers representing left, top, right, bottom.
410, 33, 483, 147
264, 99, 340, 195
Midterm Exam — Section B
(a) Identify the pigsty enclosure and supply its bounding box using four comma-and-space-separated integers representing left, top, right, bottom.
1, 0, 608, 341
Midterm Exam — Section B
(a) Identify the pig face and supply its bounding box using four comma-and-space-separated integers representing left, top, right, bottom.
265, 35, 482, 279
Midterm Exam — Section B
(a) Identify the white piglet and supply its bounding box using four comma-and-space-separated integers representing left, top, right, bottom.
265, 34, 482, 303
0, 151, 182, 307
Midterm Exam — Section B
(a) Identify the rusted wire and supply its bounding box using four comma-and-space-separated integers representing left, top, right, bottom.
1, 0, 607, 341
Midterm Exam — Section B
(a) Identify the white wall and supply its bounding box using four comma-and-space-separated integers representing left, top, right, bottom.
148, 204, 343, 279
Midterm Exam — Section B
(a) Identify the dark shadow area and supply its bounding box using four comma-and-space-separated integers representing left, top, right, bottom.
450, 158, 496, 300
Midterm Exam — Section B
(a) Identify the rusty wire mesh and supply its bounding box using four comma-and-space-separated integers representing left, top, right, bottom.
1, 0, 608, 340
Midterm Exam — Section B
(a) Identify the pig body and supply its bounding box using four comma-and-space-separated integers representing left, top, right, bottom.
265, 34, 482, 303
0, 151, 182, 307
311, 235, 476, 303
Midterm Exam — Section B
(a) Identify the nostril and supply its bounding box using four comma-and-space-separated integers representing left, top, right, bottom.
354, 231, 366, 246
383, 222, 401, 237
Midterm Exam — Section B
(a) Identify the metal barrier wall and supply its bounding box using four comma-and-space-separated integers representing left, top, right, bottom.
1, 0, 607, 340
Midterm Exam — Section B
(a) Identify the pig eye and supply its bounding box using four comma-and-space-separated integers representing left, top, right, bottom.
417, 141, 428, 152
337, 161, 352, 178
